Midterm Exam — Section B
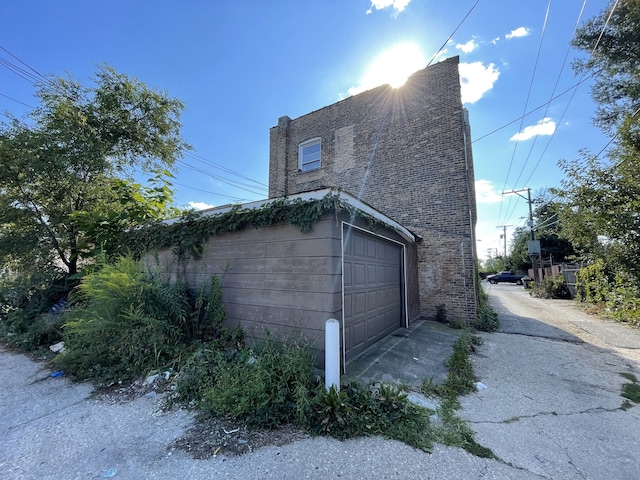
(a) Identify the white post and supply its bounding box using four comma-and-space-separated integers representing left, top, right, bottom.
325, 318, 340, 392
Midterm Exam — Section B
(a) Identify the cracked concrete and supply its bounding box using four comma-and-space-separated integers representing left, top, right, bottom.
1, 283, 639, 479
460, 284, 640, 480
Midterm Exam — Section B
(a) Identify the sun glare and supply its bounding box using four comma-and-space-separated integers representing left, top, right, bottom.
359, 43, 426, 91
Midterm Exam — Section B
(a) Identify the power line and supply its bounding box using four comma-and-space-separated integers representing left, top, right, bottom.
183, 150, 268, 189
499, 0, 552, 227
0, 46, 48, 83
514, 0, 587, 189
522, 0, 619, 187
426, 0, 480, 67
0, 91, 34, 109
471, 73, 594, 144
176, 159, 266, 197
0, 46, 271, 198
497, 0, 620, 228
170, 180, 249, 202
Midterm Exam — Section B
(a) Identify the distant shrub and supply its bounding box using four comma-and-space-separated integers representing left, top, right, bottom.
575, 259, 610, 303
530, 275, 571, 299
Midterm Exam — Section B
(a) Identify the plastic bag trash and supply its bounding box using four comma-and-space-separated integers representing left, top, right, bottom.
237, 438, 248, 445
49, 341, 65, 353
476, 382, 488, 390
102, 467, 117, 478
50, 371, 64, 378
223, 427, 240, 434
146, 391, 157, 398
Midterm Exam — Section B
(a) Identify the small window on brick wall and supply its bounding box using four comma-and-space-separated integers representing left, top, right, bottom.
298, 138, 321, 172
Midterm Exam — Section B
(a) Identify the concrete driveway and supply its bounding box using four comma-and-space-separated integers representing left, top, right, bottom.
460, 283, 640, 479
1, 284, 639, 479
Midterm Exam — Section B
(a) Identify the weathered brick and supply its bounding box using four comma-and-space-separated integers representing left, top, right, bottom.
268, 57, 478, 322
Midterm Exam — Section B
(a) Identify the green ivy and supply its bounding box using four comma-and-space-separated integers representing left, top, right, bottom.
119, 192, 393, 261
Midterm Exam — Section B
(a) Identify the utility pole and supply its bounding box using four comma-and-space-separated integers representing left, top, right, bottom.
495, 225, 512, 268
503, 188, 540, 285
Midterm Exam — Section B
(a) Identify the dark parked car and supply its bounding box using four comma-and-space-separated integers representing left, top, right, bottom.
486, 271, 528, 285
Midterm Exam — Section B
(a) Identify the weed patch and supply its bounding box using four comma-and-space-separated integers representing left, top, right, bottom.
303, 383, 434, 452
474, 285, 499, 332
420, 330, 496, 459
198, 338, 315, 429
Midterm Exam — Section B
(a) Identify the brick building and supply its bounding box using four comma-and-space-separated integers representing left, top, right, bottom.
268, 56, 477, 322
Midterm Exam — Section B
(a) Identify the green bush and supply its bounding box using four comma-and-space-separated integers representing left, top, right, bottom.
474, 285, 499, 332
530, 275, 571, 299
55, 256, 227, 384
475, 304, 499, 332
0, 268, 77, 350
305, 383, 433, 451
604, 273, 640, 327
198, 337, 315, 428
576, 259, 610, 303
435, 304, 447, 323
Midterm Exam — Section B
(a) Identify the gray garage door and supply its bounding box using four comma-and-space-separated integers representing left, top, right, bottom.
343, 227, 403, 360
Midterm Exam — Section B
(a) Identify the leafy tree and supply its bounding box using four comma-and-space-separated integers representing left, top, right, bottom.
481, 255, 506, 274
0, 65, 188, 275
572, 0, 640, 143
555, 149, 640, 277
554, 1, 640, 280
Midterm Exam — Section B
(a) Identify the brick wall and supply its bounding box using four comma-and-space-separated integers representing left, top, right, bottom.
268, 56, 477, 322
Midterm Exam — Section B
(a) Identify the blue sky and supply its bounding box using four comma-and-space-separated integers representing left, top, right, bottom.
0, 0, 611, 260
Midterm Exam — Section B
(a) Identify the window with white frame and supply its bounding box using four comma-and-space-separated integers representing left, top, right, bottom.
298, 138, 321, 172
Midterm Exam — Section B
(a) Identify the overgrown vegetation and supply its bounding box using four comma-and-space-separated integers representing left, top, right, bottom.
0, 251, 497, 457
118, 192, 398, 262
529, 275, 571, 300
435, 304, 447, 323
0, 268, 77, 350
53, 256, 233, 384
421, 331, 496, 459
177, 336, 435, 451
619, 372, 640, 410
573, 260, 640, 327
475, 281, 499, 332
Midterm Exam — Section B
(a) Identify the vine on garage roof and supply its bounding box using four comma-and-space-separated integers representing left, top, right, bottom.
120, 192, 389, 261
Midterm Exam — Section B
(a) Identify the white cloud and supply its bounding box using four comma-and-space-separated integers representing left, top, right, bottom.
510, 117, 556, 141
491, 36, 500, 45
505, 27, 530, 39
458, 62, 500, 104
348, 43, 426, 95
475, 179, 502, 204
455, 38, 477, 54
188, 201, 215, 210
367, 0, 411, 14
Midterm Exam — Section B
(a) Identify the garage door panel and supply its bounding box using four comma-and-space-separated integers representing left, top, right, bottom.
344, 227, 403, 360
344, 262, 352, 287
367, 265, 377, 284
353, 292, 366, 315
343, 294, 352, 316
354, 235, 366, 257
353, 263, 366, 286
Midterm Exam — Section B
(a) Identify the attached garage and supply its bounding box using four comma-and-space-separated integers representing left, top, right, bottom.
148, 190, 420, 369
342, 224, 406, 361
